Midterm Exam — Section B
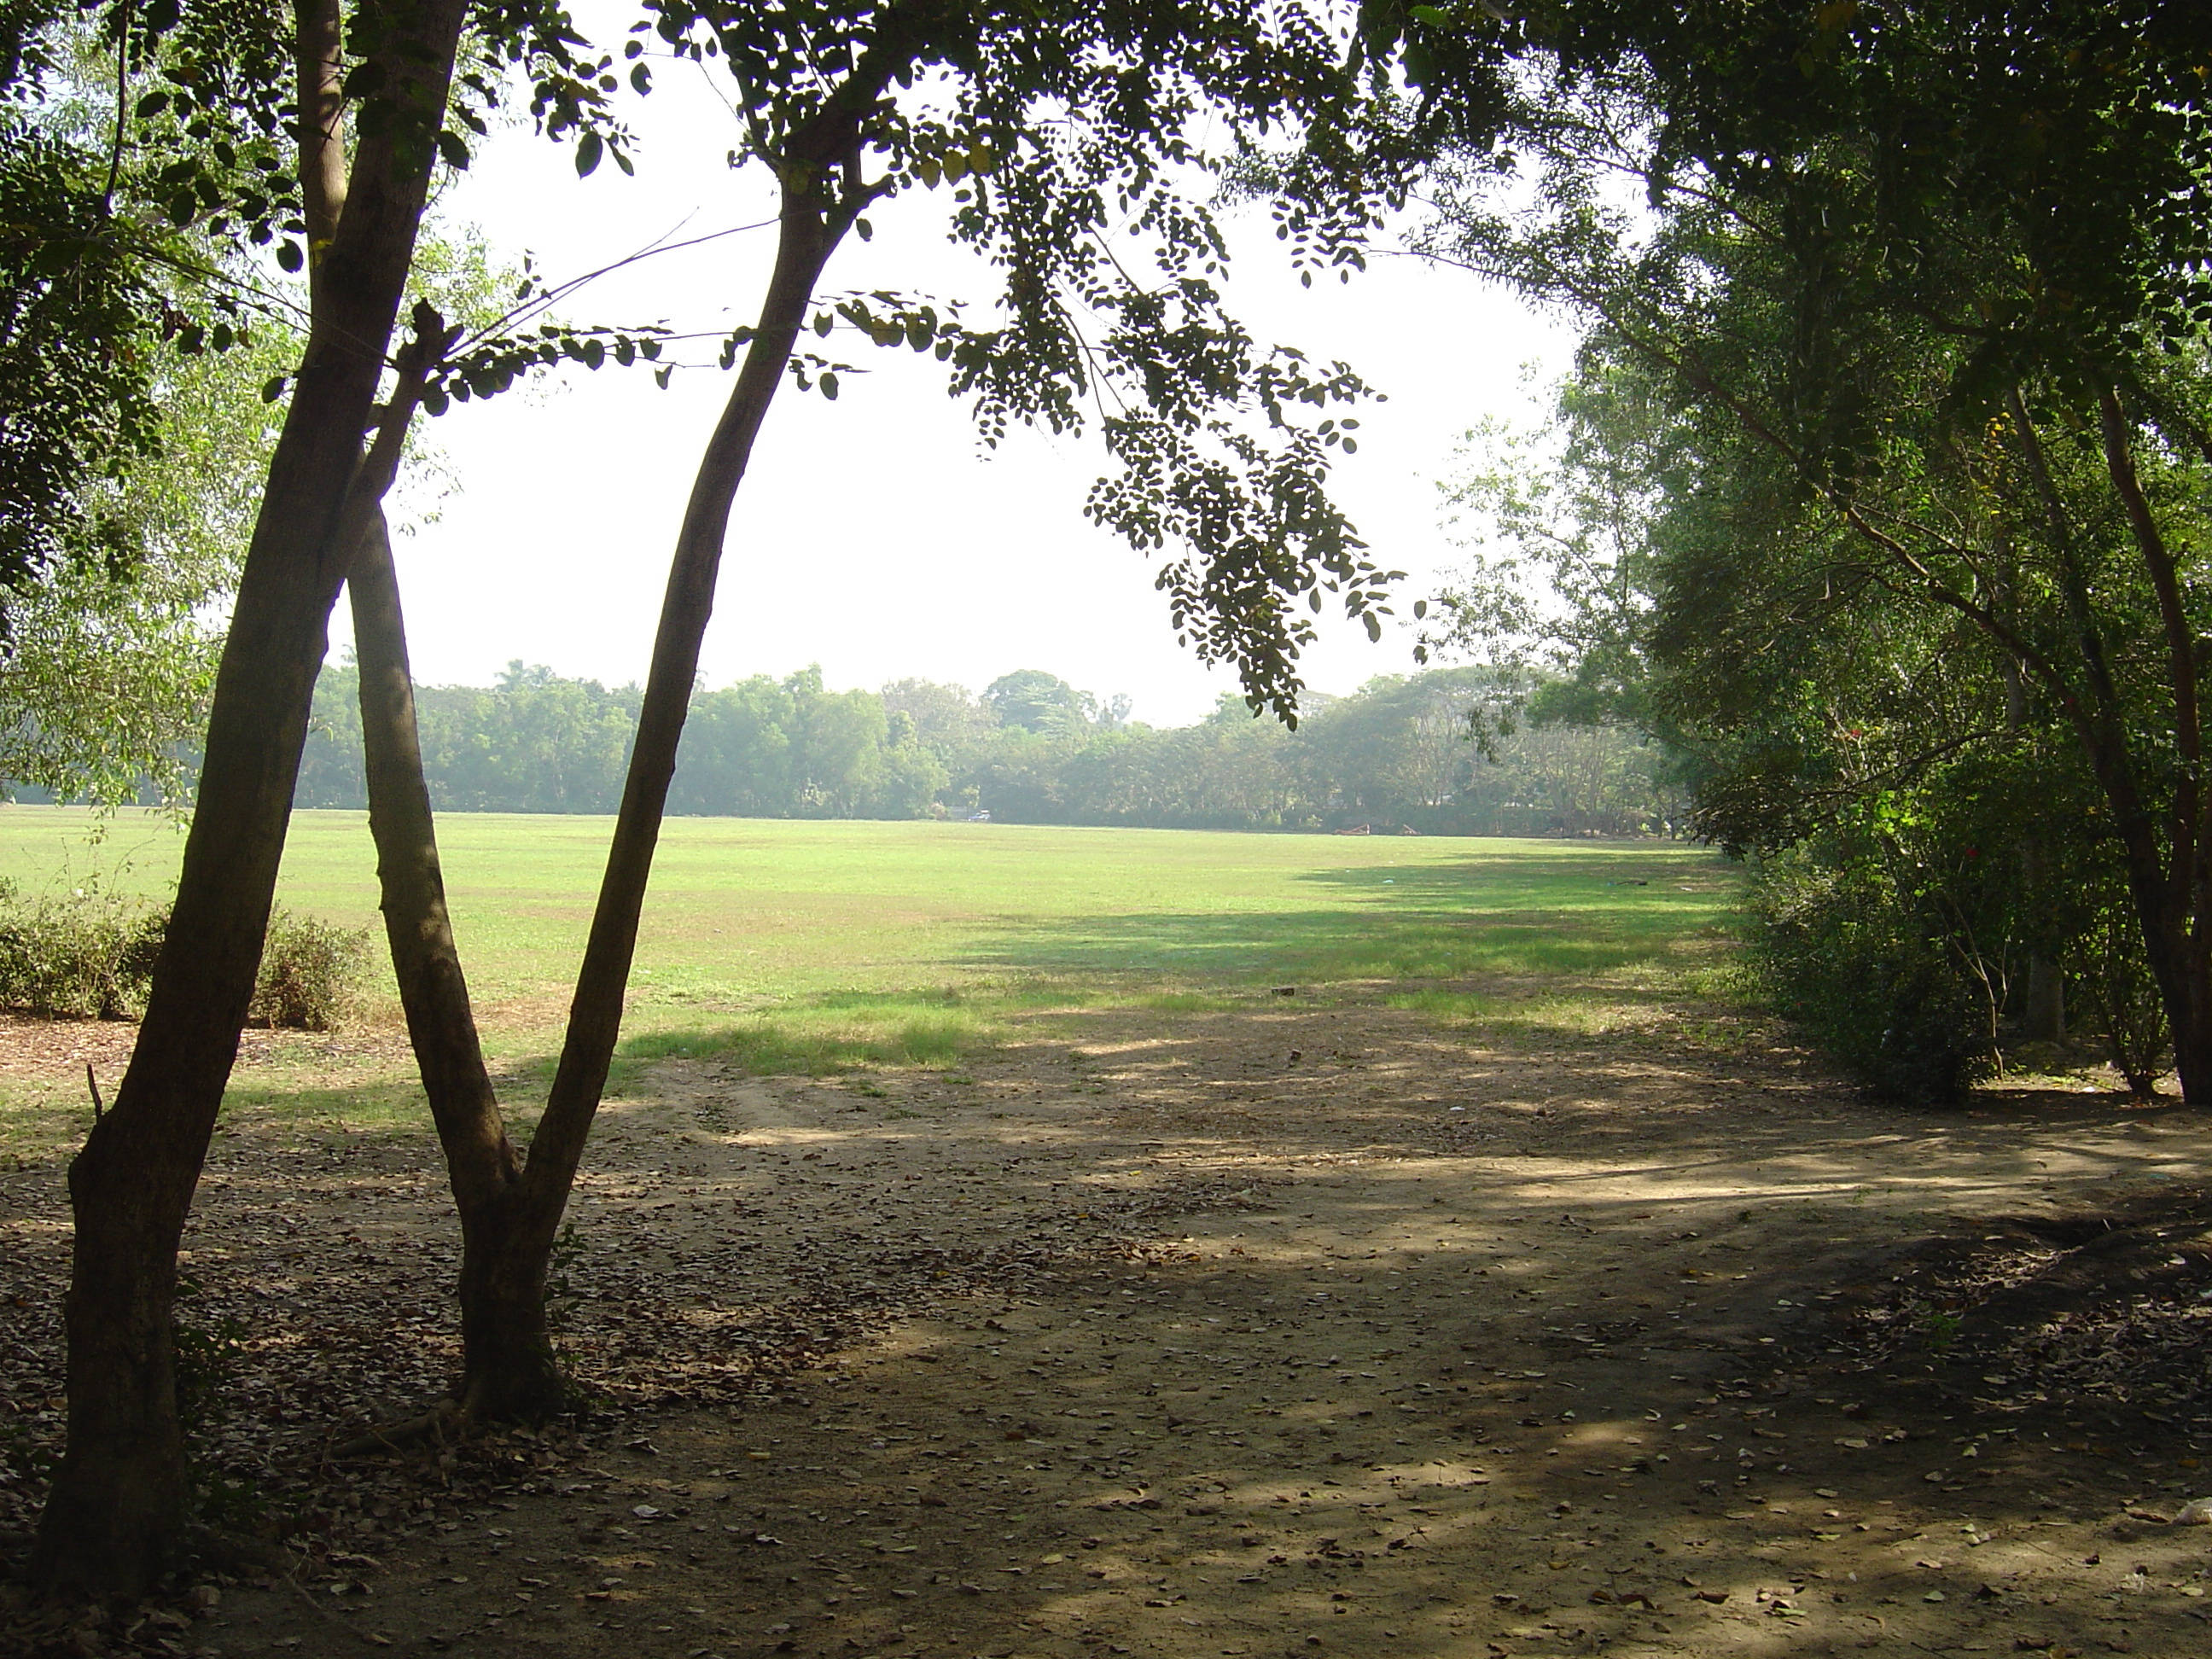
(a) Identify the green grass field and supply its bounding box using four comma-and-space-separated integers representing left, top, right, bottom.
0, 808, 1740, 1103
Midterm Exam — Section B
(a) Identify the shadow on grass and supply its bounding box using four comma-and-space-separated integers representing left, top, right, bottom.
942, 847, 1737, 989
602, 854, 1745, 1078
958, 902, 1729, 987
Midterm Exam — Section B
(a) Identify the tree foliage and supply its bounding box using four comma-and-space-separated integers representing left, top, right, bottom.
624, 0, 1484, 718
288, 658, 1680, 835
1408, 1, 2212, 1095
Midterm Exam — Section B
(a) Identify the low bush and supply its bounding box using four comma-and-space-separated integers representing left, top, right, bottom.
1746, 851, 1994, 1104
0, 880, 166, 1019
0, 885, 370, 1030
247, 910, 371, 1031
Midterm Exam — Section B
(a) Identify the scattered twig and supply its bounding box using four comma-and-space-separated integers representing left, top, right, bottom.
329, 1403, 463, 1462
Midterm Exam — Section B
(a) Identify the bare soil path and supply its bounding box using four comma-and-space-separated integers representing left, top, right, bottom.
4, 1001, 2211, 1658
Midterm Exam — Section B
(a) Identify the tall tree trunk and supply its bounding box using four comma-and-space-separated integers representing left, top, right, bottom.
2097, 388, 2211, 1103
2004, 388, 2202, 1099
2113, 861, 2204, 1102
31, 0, 470, 1596
453, 146, 866, 1412
2172, 940, 2212, 1105
349, 508, 568, 1416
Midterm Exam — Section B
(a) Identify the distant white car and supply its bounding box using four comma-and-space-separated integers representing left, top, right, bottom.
967, 810, 992, 822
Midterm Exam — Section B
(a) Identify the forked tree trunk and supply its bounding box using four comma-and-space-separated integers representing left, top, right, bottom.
420, 146, 870, 1414
349, 509, 565, 1417
32, 0, 471, 1596
340, 138, 871, 1423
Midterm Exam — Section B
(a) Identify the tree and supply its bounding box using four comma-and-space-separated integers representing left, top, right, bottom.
0, 327, 295, 806
34, 0, 625, 1594
1407, 2, 2212, 1092
985, 668, 1096, 736
789, 670, 888, 815
881, 676, 998, 770
0, 23, 167, 608
2, 214, 507, 808
0, 15, 307, 804
671, 674, 799, 816
335, 0, 1461, 1441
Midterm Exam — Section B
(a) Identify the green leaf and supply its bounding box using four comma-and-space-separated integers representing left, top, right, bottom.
575, 131, 603, 178
819, 371, 840, 400
275, 241, 304, 273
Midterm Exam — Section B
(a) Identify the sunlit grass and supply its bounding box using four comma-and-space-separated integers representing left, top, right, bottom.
0, 809, 1743, 1111
615, 998, 991, 1077
1384, 986, 1671, 1037
0, 809, 1738, 1008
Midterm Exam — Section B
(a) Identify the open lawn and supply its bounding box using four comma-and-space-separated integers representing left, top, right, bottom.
0, 807, 1738, 1082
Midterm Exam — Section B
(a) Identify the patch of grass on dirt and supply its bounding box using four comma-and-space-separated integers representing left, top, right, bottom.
1385, 986, 1676, 1037
1121, 989, 1247, 1013
0, 1091, 89, 1157
614, 994, 990, 1077
1384, 946, 1761, 1045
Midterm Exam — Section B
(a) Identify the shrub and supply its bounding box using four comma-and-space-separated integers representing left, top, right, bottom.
248, 909, 371, 1031
0, 880, 166, 1018
2074, 902, 2171, 1096
0, 885, 370, 1029
1747, 850, 1994, 1103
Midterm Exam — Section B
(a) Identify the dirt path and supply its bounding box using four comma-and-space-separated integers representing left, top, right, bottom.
5, 1002, 2212, 1657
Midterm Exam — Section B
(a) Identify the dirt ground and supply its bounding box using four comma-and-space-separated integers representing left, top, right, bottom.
4, 997, 2212, 1659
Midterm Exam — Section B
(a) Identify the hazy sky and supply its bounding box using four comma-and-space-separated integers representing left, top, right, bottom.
363, 21, 1574, 728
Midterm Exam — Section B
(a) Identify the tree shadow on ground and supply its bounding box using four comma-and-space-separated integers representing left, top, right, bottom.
3, 997, 2207, 1658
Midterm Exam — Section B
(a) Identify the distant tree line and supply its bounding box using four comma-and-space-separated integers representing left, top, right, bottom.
285, 661, 1681, 837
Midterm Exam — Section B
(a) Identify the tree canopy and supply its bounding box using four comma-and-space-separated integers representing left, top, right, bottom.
1406, 0, 2212, 1098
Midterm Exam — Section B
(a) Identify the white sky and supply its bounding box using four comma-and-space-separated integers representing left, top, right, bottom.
360, 22, 1575, 729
